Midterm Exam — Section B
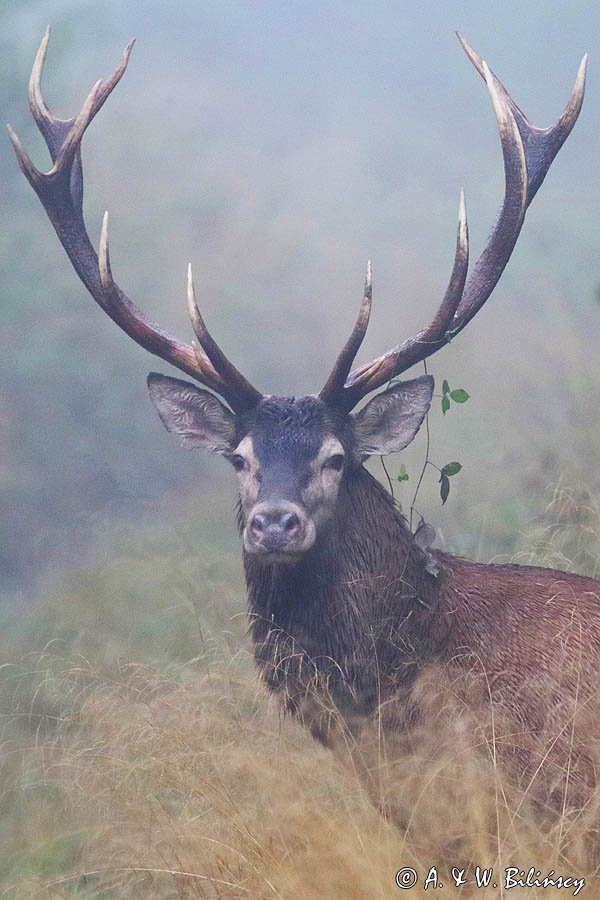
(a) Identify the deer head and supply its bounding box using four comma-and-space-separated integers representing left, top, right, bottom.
9, 30, 586, 563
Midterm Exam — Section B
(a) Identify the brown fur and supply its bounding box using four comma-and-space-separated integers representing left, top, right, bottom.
245, 465, 600, 815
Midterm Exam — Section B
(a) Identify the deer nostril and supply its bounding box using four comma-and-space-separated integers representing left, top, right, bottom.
249, 509, 303, 544
250, 513, 267, 536
281, 512, 300, 534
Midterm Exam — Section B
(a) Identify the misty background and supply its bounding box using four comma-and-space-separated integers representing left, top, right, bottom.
2, 0, 600, 609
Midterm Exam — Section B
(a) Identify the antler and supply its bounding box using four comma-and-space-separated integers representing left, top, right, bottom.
321, 35, 587, 412
8, 28, 262, 414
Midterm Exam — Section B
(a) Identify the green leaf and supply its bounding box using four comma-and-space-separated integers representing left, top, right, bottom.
440, 474, 450, 505
595, 284, 600, 306
442, 379, 450, 395
441, 395, 450, 415
441, 461, 462, 477
397, 465, 409, 482
449, 388, 469, 403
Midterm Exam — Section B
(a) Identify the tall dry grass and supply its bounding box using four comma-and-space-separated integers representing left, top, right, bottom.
3, 651, 599, 897
2, 484, 600, 899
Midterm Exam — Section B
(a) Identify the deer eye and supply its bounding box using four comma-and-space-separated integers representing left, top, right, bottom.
324, 453, 345, 472
230, 454, 247, 472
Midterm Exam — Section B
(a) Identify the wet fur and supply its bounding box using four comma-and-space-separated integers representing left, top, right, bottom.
244, 461, 600, 810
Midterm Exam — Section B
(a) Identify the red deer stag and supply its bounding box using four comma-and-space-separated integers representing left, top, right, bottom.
11, 31, 600, 815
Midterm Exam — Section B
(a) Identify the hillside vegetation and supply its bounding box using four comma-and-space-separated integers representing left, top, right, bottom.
2, 2, 600, 896
1, 487, 600, 897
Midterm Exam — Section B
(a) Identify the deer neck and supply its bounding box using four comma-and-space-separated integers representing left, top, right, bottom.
243, 466, 441, 714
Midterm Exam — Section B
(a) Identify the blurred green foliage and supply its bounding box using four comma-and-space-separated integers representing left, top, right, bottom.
0, 493, 247, 890
2, 1, 599, 598
1, 5, 600, 893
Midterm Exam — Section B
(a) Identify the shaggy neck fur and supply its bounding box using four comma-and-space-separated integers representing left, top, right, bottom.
243, 465, 442, 733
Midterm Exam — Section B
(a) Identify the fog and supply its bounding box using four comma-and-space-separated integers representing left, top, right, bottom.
2, 0, 599, 602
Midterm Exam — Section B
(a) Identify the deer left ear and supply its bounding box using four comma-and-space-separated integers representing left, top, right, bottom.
352, 374, 434, 459
147, 372, 237, 453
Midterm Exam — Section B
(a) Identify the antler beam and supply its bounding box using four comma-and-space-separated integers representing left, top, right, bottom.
8, 28, 261, 413
322, 34, 586, 412
10, 31, 585, 416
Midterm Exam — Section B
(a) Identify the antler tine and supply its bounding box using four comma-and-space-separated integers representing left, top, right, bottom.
28, 27, 134, 169
451, 42, 585, 334
456, 33, 587, 202
338, 37, 585, 409
29, 27, 53, 133
339, 189, 469, 409
319, 260, 372, 402
98, 212, 226, 395
9, 30, 262, 414
187, 264, 262, 405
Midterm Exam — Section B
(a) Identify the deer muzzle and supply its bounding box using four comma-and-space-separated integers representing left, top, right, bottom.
244, 501, 316, 559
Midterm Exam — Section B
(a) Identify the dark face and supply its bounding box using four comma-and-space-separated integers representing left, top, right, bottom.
232, 396, 347, 560
146, 372, 434, 564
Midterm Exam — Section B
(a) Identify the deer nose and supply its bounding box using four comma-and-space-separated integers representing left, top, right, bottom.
250, 509, 301, 540
244, 501, 316, 558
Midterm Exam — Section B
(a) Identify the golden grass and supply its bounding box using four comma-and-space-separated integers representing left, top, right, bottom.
514, 482, 600, 580
2, 480, 599, 898
3, 644, 599, 899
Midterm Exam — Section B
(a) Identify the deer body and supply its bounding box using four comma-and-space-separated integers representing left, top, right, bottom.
247, 464, 600, 741
241, 409, 600, 801
11, 31, 599, 813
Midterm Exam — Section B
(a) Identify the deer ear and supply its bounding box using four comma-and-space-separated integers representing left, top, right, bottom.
353, 375, 434, 459
147, 372, 236, 453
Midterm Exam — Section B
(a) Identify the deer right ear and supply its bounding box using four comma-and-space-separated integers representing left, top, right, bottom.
352, 374, 434, 459
147, 372, 237, 453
